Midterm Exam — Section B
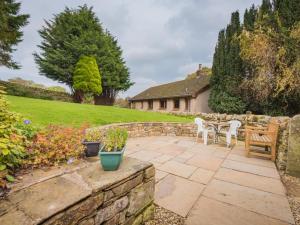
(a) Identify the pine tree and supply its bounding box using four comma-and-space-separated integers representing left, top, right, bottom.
0, 0, 29, 69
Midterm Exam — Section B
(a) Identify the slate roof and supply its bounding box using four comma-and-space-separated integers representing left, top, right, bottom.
130, 75, 210, 101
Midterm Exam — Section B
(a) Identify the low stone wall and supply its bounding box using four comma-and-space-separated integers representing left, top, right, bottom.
286, 115, 300, 177
0, 158, 155, 225
92, 113, 291, 170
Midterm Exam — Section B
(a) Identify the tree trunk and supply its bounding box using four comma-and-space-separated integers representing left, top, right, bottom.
94, 88, 117, 105
73, 90, 84, 103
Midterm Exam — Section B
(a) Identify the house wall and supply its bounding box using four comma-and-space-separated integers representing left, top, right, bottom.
131, 90, 211, 113
192, 89, 212, 113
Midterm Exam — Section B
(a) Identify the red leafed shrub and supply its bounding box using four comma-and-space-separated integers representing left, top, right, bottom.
25, 125, 87, 167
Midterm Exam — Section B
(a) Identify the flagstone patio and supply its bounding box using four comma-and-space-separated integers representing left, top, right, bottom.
126, 136, 295, 225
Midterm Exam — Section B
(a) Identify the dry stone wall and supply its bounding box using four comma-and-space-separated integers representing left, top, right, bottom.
286, 115, 300, 177
0, 158, 155, 225
92, 112, 292, 171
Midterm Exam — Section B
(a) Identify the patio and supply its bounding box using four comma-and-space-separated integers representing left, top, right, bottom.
126, 136, 295, 225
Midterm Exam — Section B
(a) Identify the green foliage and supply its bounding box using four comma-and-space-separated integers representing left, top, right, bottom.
34, 5, 132, 103
0, 87, 27, 187
25, 125, 87, 167
0, 80, 72, 102
0, 0, 29, 69
210, 0, 300, 116
73, 56, 102, 99
209, 89, 246, 114
46, 86, 67, 93
209, 11, 247, 114
103, 128, 128, 152
84, 129, 103, 142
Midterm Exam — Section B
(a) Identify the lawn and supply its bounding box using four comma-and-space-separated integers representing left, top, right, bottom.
7, 95, 191, 127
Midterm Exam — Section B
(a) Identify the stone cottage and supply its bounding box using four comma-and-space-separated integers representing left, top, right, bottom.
129, 66, 212, 113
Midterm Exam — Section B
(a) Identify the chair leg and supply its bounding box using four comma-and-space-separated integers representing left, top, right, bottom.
226, 133, 231, 148
271, 144, 276, 162
235, 134, 238, 145
203, 130, 208, 145
245, 138, 250, 158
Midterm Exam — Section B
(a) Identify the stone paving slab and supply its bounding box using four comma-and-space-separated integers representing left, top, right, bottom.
203, 179, 294, 224
227, 153, 276, 168
186, 154, 224, 171
155, 170, 169, 183
125, 136, 294, 224
152, 154, 175, 164
186, 197, 291, 225
189, 167, 215, 185
158, 160, 197, 178
129, 150, 162, 161
0, 208, 33, 225
155, 174, 205, 217
156, 144, 186, 156
222, 159, 280, 179
8, 175, 91, 223
215, 168, 286, 195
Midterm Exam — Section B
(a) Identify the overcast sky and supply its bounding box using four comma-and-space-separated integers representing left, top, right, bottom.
0, 0, 261, 97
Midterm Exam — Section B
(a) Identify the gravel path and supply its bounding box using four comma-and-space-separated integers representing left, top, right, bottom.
145, 205, 185, 225
281, 173, 300, 225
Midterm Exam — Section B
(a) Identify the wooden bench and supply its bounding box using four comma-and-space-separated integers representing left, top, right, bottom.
245, 121, 279, 161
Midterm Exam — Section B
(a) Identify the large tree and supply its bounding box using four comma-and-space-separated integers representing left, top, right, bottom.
34, 5, 132, 104
209, 12, 246, 114
73, 56, 102, 103
0, 0, 29, 69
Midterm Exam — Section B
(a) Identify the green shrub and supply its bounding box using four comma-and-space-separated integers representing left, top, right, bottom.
103, 128, 128, 152
0, 80, 72, 102
84, 128, 103, 142
0, 87, 27, 187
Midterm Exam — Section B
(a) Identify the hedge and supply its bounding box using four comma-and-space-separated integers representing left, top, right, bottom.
0, 80, 73, 102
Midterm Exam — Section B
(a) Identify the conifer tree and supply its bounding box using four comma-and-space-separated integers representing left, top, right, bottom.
0, 0, 29, 69
34, 5, 132, 104
73, 56, 102, 103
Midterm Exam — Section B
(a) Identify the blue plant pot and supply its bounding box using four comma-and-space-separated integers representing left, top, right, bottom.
98, 146, 125, 171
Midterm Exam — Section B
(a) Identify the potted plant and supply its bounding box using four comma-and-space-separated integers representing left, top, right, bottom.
82, 129, 103, 157
99, 128, 128, 171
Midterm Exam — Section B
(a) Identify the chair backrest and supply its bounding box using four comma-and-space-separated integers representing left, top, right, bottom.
228, 120, 242, 135
195, 117, 205, 132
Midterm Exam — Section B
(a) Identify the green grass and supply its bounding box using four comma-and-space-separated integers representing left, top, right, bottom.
7, 95, 191, 127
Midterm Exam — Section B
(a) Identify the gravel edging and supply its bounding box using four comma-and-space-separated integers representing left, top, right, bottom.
145, 205, 185, 225
281, 173, 300, 225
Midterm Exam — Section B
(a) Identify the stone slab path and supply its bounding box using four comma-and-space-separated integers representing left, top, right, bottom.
126, 136, 295, 225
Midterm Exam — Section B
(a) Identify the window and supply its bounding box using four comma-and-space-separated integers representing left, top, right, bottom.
131, 102, 136, 109
185, 98, 190, 111
160, 99, 167, 109
173, 99, 180, 110
148, 100, 153, 110
141, 101, 144, 109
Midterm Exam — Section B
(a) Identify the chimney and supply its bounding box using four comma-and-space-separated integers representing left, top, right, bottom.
198, 64, 202, 71
196, 64, 202, 77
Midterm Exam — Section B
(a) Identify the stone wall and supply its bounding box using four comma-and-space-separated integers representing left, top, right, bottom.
0, 158, 155, 225
286, 115, 300, 177
91, 112, 291, 170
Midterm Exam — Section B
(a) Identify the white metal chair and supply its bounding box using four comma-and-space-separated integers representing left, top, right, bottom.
226, 120, 242, 147
194, 117, 216, 145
